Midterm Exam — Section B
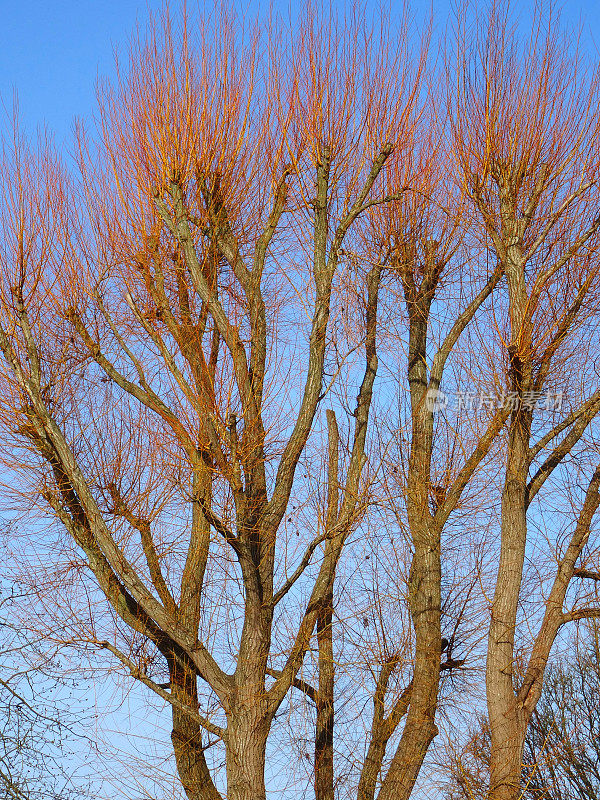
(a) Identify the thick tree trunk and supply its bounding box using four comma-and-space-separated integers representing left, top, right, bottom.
225, 706, 269, 800
170, 663, 222, 800
315, 588, 335, 800
486, 412, 530, 800
486, 384, 531, 799
484, 214, 534, 800
225, 570, 272, 800
487, 713, 527, 800
377, 529, 441, 800
376, 289, 443, 800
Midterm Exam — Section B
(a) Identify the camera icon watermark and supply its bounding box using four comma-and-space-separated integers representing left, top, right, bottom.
425, 388, 449, 412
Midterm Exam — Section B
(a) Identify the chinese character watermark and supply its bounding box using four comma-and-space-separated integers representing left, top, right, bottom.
425, 388, 563, 413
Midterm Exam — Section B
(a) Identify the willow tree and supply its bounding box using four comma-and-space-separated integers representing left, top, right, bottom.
0, 8, 440, 800
2, 5, 600, 800
449, 6, 600, 800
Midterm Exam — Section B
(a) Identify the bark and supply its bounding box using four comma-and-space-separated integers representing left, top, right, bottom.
357, 656, 412, 800
223, 571, 272, 800
170, 662, 222, 800
377, 519, 441, 800
486, 409, 531, 800
485, 466, 600, 800
224, 704, 270, 800
315, 589, 335, 800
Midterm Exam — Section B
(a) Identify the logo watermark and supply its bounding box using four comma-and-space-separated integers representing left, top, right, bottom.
425, 388, 563, 413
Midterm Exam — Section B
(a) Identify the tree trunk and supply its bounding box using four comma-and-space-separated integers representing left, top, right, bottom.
377, 295, 443, 800
486, 405, 531, 800
315, 588, 335, 800
487, 711, 527, 800
225, 705, 269, 800
225, 579, 271, 800
377, 531, 441, 800
170, 663, 222, 800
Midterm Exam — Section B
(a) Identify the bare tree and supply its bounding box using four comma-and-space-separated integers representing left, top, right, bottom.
0, 8, 433, 800
1, 4, 600, 800
0, 579, 92, 800
444, 624, 600, 800
449, 6, 600, 798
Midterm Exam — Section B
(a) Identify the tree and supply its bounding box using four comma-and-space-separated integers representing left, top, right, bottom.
526, 632, 600, 800
444, 625, 600, 800
449, 6, 600, 798
1, 4, 600, 800
0, 583, 91, 800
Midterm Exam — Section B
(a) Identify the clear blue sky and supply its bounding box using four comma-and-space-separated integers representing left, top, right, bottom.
0, 0, 163, 141
2, 0, 600, 146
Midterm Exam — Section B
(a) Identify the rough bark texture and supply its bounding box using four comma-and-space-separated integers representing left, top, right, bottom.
486, 414, 531, 800
171, 663, 222, 800
315, 590, 335, 800
225, 710, 270, 800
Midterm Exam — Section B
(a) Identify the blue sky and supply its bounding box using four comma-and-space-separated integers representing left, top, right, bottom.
3, 0, 599, 146
0, 0, 162, 141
